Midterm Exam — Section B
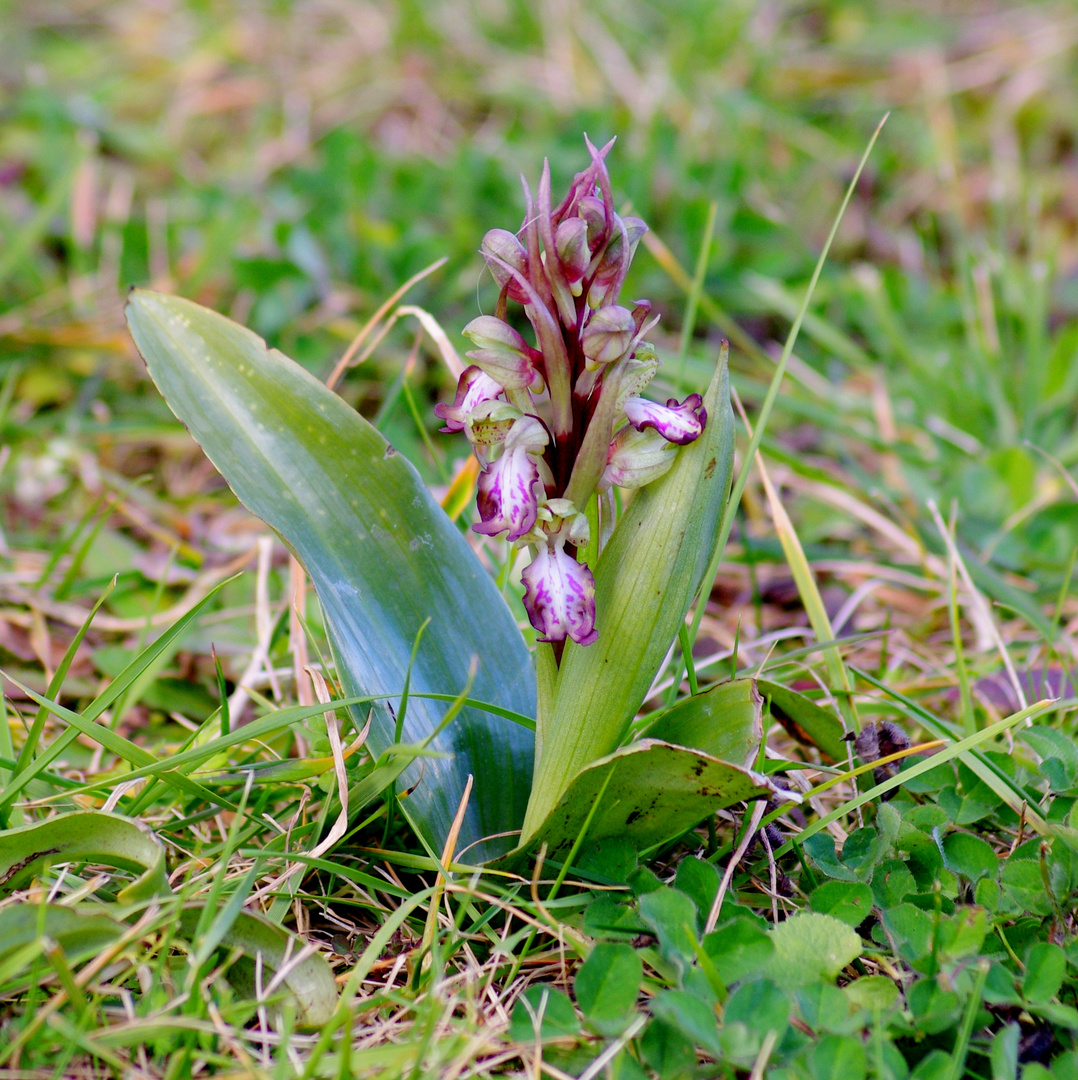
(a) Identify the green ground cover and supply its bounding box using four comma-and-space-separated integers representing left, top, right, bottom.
3, 1, 1078, 1076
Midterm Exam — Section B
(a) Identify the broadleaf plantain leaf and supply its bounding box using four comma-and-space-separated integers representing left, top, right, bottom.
126, 291, 535, 860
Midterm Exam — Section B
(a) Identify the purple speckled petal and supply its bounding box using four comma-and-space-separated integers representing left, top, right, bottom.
521, 543, 597, 646
472, 416, 548, 541
434, 366, 503, 432
623, 393, 706, 446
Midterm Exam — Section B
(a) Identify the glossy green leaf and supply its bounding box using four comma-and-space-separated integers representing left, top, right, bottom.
125, 291, 535, 860
508, 739, 775, 865
643, 679, 763, 767
178, 905, 337, 1027
523, 354, 735, 838
0, 811, 168, 903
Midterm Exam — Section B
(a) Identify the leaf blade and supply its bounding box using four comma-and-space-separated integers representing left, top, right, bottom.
125, 290, 535, 859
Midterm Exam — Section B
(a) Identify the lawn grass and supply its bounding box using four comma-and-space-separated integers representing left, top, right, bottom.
3, 1, 1078, 1076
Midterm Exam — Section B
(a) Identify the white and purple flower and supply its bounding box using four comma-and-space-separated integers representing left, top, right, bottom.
521, 542, 598, 646
623, 393, 707, 445
473, 416, 548, 542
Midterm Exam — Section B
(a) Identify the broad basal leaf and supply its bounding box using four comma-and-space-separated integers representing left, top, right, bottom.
643, 679, 763, 768
507, 739, 777, 866
126, 291, 535, 860
0, 811, 168, 903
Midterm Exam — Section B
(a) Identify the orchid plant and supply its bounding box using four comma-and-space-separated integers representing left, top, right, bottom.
126, 138, 781, 866
436, 138, 706, 652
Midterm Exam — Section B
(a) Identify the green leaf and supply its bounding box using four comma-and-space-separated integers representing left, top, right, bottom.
125, 291, 535, 860
881, 904, 934, 964
1001, 860, 1054, 917
178, 905, 337, 1027
673, 857, 719, 934
941, 832, 998, 882
907, 978, 960, 1035
990, 1022, 1020, 1080
508, 985, 580, 1043
0, 811, 168, 903
757, 679, 847, 762
809, 1034, 867, 1080
574, 942, 642, 1036
809, 881, 873, 927
764, 912, 862, 986
1024, 942, 1066, 1005
638, 888, 700, 969
643, 679, 763, 767
649, 990, 721, 1057
703, 917, 774, 985
507, 739, 774, 864
0, 904, 128, 971
723, 978, 790, 1040
843, 975, 900, 1013
523, 354, 735, 838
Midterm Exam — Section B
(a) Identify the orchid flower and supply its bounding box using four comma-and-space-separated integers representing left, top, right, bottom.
436, 138, 708, 649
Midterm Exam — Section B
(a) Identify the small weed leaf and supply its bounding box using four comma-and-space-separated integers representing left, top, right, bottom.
990, 1021, 1021, 1080
723, 978, 791, 1042
808, 880, 873, 927
795, 983, 854, 1035
672, 857, 719, 933
575, 835, 638, 885
1024, 942, 1067, 1005
507, 985, 580, 1043
941, 831, 998, 882
702, 917, 774, 985
808, 1033, 868, 1080
640, 1016, 697, 1078
1000, 860, 1055, 917
843, 975, 900, 1013
881, 904, 934, 965
764, 912, 862, 987
574, 942, 642, 1036
648, 989, 721, 1057
637, 887, 700, 971
906, 977, 962, 1035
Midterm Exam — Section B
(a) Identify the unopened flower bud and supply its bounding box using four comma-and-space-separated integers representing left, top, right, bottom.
599, 425, 677, 491
555, 217, 591, 284
581, 305, 636, 368
480, 229, 530, 303
463, 315, 545, 392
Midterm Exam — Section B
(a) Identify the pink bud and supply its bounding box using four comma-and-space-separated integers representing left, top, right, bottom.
462, 315, 545, 391
581, 305, 636, 366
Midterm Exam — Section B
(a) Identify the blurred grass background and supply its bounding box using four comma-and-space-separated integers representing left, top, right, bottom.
3, 0, 1078, 700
